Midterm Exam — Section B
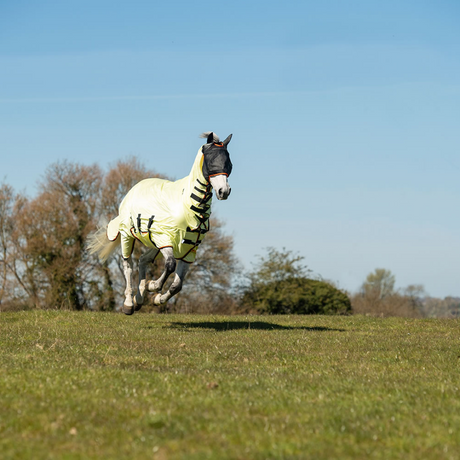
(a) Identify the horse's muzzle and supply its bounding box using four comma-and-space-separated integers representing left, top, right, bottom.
217, 186, 231, 200
210, 175, 231, 200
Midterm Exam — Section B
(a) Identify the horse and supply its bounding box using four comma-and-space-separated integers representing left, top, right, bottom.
88, 132, 233, 315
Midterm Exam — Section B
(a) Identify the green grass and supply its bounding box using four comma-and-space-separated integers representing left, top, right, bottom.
1, 311, 460, 459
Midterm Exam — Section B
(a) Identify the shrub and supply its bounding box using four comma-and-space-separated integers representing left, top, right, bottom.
242, 276, 352, 315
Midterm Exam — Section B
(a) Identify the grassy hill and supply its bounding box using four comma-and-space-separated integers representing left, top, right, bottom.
1, 311, 460, 459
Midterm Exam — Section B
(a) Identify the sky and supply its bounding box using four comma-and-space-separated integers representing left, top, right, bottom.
1, 0, 459, 298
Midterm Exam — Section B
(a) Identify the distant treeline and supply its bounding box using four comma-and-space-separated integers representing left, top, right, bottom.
350, 268, 460, 318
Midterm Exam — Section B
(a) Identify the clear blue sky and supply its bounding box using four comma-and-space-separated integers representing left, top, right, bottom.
1, 0, 459, 297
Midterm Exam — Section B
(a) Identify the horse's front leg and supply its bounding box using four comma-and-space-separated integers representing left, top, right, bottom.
147, 247, 176, 294
134, 247, 159, 311
154, 260, 189, 306
122, 256, 135, 315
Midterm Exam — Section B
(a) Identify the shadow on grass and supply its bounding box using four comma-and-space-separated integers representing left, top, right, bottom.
165, 321, 344, 332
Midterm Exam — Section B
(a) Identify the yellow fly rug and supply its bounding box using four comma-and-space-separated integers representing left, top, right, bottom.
107, 147, 213, 263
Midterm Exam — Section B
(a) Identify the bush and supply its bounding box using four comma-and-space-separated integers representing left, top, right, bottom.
242, 276, 352, 315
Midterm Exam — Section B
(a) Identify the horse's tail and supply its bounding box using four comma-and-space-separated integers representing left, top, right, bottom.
87, 218, 121, 263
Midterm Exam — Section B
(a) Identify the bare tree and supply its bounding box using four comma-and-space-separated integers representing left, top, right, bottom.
352, 270, 423, 318
11, 162, 103, 309
0, 182, 16, 308
419, 296, 460, 318
362, 268, 395, 299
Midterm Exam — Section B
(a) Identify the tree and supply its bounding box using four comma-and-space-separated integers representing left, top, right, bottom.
0, 182, 18, 308
0, 182, 42, 310
362, 268, 395, 299
401, 284, 426, 311
12, 162, 103, 309
241, 247, 351, 315
419, 296, 460, 318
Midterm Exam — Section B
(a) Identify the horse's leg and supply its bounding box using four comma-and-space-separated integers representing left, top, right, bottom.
154, 260, 190, 306
122, 256, 135, 315
147, 247, 176, 293
134, 247, 159, 311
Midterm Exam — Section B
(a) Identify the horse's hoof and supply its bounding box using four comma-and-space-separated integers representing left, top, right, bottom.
122, 304, 134, 315
133, 296, 143, 312
153, 294, 162, 306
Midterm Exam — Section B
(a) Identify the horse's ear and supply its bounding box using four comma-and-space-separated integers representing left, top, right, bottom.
223, 134, 233, 146
199, 132, 216, 144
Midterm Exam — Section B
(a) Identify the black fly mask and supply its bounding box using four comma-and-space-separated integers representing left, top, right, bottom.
201, 132, 233, 181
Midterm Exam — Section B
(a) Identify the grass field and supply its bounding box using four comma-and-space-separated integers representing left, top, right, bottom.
1, 311, 460, 459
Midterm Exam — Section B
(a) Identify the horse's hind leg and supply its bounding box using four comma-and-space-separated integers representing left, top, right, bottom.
134, 247, 159, 311
147, 247, 176, 294
154, 260, 189, 306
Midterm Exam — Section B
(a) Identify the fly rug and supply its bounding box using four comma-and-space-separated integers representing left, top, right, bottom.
88, 132, 233, 315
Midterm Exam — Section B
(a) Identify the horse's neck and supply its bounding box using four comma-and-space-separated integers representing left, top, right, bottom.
181, 148, 213, 229
184, 148, 206, 191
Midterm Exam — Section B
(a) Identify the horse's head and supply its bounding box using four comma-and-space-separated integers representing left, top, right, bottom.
200, 132, 233, 200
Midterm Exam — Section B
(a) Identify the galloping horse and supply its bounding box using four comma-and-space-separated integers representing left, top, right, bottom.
88, 132, 233, 315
